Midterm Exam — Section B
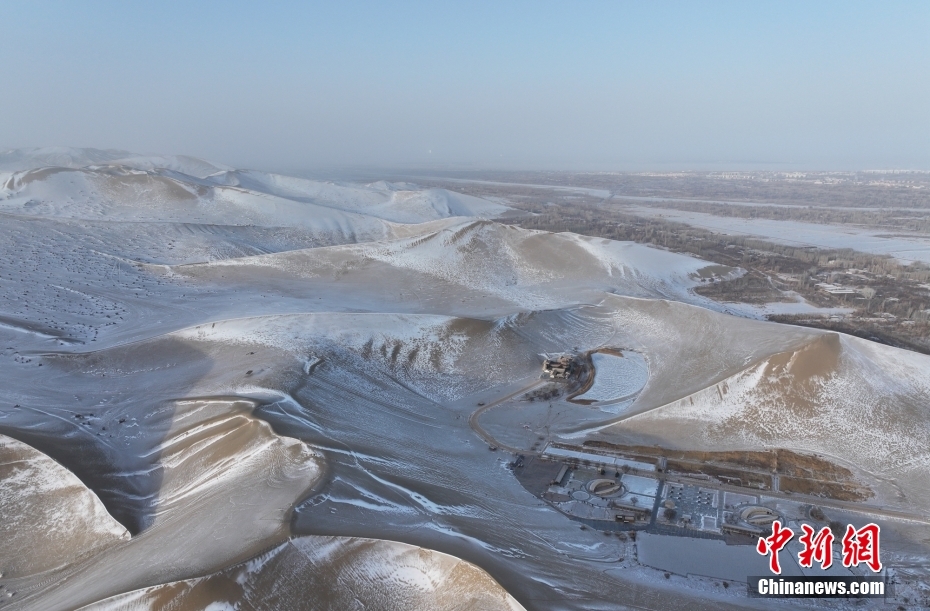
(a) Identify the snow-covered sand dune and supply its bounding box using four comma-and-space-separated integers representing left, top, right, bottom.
1, 159, 512, 228
3, 149, 930, 611
607, 328, 930, 507
0, 434, 129, 579
1, 388, 323, 610
0, 147, 136, 172
77, 536, 526, 611
208, 169, 514, 222
188, 218, 724, 313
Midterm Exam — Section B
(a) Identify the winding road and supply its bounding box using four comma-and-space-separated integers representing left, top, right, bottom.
467, 378, 547, 454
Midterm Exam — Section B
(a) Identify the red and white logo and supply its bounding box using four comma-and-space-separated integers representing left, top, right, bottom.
757, 522, 882, 574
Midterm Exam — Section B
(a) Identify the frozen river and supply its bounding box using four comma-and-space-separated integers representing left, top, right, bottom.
627, 205, 930, 264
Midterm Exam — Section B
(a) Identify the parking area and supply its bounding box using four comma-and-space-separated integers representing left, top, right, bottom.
663, 483, 720, 531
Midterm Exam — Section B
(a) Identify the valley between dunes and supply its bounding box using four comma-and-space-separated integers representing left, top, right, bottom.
1, 149, 928, 610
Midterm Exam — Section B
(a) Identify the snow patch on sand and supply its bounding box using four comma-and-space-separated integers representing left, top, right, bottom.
575, 352, 649, 402
0, 434, 129, 578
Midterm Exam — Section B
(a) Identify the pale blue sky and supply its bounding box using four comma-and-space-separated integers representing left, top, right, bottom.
1, 1, 928, 170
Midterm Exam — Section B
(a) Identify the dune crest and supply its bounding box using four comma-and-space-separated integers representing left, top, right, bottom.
613, 332, 930, 506
77, 536, 526, 611
0, 434, 129, 579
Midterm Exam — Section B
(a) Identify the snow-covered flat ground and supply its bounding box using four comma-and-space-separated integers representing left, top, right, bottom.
621, 474, 660, 498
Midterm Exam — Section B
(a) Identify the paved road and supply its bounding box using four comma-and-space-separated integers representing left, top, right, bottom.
468, 378, 547, 454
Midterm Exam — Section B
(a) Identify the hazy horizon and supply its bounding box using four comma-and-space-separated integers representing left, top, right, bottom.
2, 1, 928, 172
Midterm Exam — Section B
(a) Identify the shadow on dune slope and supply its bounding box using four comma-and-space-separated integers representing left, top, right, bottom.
0, 338, 212, 535
76, 536, 525, 611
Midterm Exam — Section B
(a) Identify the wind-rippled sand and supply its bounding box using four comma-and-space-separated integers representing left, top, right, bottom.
2, 149, 929, 610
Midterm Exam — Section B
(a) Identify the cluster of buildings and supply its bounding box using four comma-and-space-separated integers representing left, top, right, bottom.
815, 282, 864, 296
542, 355, 574, 379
